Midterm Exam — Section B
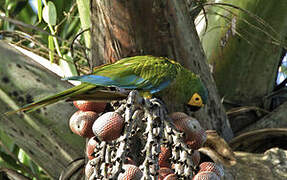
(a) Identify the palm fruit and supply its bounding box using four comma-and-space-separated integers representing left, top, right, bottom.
69, 110, 98, 138
159, 146, 172, 168
170, 112, 206, 149
198, 162, 224, 177
193, 172, 220, 180
86, 136, 98, 160
185, 128, 206, 150
158, 167, 174, 180
73, 100, 106, 113
92, 112, 124, 141
163, 173, 178, 180
118, 164, 143, 180
193, 162, 224, 180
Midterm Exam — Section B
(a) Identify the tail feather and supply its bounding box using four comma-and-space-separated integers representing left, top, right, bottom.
6, 84, 95, 115
68, 90, 128, 101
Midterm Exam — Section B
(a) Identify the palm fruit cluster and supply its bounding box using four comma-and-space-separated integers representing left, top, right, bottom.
69, 91, 224, 179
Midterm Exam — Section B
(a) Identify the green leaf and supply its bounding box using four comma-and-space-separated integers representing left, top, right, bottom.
28, 160, 40, 178
37, 0, 42, 22
42, 1, 57, 25
60, 16, 80, 39
60, 53, 78, 76
48, 35, 55, 63
0, 151, 21, 170
16, 2, 37, 26
11, 144, 20, 157
9, 0, 28, 17
0, 130, 14, 152
76, 0, 91, 48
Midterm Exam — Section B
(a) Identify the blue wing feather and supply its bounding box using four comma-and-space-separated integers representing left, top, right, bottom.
64, 74, 171, 93
149, 80, 171, 93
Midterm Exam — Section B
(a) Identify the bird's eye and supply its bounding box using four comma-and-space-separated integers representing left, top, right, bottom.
188, 93, 203, 107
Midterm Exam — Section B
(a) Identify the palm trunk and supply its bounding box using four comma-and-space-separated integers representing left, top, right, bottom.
90, 0, 233, 141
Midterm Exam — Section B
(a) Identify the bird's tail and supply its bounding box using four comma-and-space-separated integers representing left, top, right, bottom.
6, 83, 96, 115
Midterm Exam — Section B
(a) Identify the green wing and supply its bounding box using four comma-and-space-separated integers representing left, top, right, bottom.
66, 56, 181, 93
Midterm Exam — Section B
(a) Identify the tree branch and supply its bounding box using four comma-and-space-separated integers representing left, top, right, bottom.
238, 101, 287, 134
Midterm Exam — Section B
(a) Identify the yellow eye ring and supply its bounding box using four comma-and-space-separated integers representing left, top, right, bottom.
188, 93, 204, 107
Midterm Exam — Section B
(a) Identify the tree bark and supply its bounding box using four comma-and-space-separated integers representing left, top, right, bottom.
0, 42, 85, 179
240, 101, 287, 133
200, 0, 287, 110
91, 0, 233, 140
91, 0, 171, 66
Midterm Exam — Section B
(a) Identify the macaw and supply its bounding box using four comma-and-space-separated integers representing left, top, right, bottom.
8, 56, 208, 114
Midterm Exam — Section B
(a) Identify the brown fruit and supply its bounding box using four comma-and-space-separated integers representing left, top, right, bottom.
170, 112, 202, 135
92, 112, 124, 141
169, 112, 189, 127
158, 167, 174, 180
69, 110, 98, 138
163, 173, 177, 180
118, 164, 143, 180
193, 171, 220, 180
185, 128, 207, 150
86, 136, 98, 160
73, 100, 106, 113
198, 162, 224, 177
170, 112, 206, 150
159, 146, 172, 168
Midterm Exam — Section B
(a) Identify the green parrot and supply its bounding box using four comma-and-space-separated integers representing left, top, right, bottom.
8, 56, 207, 114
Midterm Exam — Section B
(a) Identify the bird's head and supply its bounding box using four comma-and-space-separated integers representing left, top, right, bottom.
158, 69, 208, 113
185, 76, 208, 112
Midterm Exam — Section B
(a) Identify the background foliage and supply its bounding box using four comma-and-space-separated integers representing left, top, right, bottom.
0, 0, 90, 179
